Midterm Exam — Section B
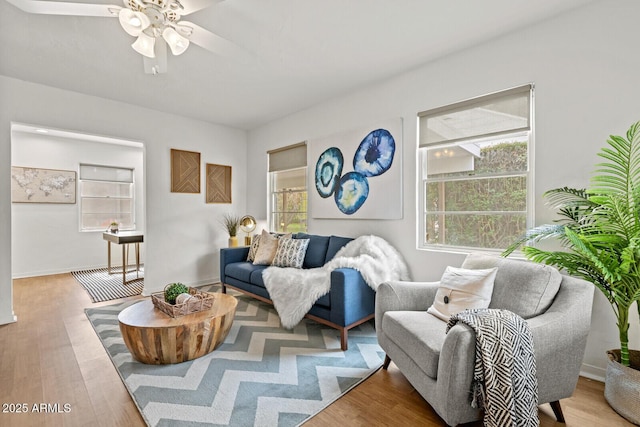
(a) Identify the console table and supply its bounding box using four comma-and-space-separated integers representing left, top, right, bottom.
102, 231, 144, 285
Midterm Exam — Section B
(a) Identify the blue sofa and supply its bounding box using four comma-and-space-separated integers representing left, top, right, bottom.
220, 233, 375, 350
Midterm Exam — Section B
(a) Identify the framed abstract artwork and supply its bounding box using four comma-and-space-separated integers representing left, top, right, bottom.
11, 166, 76, 203
206, 163, 232, 203
309, 118, 403, 219
171, 149, 201, 193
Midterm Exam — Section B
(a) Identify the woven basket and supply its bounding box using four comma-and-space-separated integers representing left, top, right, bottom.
604, 349, 640, 425
151, 286, 214, 318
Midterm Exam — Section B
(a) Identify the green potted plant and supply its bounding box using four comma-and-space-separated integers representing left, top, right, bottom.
503, 121, 640, 423
221, 213, 241, 247
109, 221, 119, 233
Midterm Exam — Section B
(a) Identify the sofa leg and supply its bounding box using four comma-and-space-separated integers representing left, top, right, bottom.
221, 283, 227, 294
340, 329, 348, 351
383, 355, 391, 369
549, 400, 565, 423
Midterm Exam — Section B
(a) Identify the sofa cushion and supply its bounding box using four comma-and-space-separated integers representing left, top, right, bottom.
246, 233, 261, 262
294, 233, 330, 268
253, 230, 292, 265
383, 311, 447, 379
461, 253, 562, 319
325, 235, 353, 263
427, 266, 498, 321
272, 238, 310, 268
250, 266, 269, 288
225, 262, 265, 284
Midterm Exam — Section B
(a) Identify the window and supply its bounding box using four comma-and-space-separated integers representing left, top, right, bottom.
268, 143, 308, 233
79, 164, 135, 231
418, 84, 533, 250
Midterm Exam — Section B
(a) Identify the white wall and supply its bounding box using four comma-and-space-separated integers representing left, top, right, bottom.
11, 131, 144, 277
246, 0, 640, 378
0, 75, 248, 325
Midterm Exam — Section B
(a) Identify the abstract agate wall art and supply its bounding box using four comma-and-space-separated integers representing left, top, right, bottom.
310, 118, 402, 219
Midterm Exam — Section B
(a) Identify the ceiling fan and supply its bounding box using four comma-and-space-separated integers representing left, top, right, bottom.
6, 0, 237, 74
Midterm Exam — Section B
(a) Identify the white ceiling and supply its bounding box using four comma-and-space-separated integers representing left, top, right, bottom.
0, 0, 594, 130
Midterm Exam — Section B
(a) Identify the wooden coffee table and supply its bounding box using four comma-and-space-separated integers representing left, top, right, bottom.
118, 292, 237, 364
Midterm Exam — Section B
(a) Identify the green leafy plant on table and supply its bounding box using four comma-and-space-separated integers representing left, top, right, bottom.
503, 121, 640, 368
164, 283, 189, 305
221, 213, 241, 237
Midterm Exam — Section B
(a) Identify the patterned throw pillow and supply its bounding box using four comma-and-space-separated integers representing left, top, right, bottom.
252, 230, 293, 265
246, 234, 261, 262
272, 238, 310, 268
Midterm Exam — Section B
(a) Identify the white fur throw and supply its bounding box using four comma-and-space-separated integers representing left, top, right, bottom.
263, 235, 411, 329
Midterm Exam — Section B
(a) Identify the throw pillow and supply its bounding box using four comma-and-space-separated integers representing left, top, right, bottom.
427, 266, 498, 322
272, 238, 310, 268
246, 234, 261, 262
252, 230, 292, 265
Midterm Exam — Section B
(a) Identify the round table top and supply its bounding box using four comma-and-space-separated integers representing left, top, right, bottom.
118, 292, 237, 328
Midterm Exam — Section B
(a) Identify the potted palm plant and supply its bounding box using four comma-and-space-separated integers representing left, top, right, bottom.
503, 121, 640, 423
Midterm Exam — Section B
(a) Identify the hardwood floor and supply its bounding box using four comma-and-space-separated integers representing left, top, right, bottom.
0, 273, 634, 427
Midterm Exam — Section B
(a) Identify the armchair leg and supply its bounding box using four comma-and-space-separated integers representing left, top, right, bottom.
549, 400, 565, 423
383, 355, 391, 369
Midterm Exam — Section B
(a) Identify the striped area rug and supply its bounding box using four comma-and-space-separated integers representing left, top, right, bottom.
72, 266, 144, 302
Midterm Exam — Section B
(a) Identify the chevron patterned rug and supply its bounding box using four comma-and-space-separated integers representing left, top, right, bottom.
86, 285, 384, 427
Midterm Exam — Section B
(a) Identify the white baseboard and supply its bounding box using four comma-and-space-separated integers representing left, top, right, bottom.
12, 265, 108, 279
580, 362, 606, 382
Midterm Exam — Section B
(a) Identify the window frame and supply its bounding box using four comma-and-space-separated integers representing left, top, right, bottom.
268, 166, 308, 233
78, 164, 136, 232
267, 143, 308, 234
417, 85, 534, 252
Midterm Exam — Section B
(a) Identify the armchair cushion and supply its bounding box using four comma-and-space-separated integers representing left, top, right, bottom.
427, 266, 497, 321
462, 253, 561, 319
383, 311, 447, 378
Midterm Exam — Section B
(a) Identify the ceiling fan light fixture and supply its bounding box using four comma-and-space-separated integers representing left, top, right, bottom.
132, 32, 156, 58
162, 27, 189, 55
119, 8, 150, 36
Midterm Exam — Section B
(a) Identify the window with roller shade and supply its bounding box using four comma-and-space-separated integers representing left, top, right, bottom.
417, 84, 533, 250
268, 143, 308, 233
79, 164, 135, 231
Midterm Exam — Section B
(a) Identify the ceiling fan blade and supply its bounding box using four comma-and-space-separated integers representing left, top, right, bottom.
178, 21, 249, 61
178, 0, 223, 16
5, 0, 120, 16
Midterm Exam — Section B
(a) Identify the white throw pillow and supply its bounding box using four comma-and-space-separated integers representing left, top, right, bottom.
427, 266, 498, 322
272, 238, 310, 268
252, 230, 292, 265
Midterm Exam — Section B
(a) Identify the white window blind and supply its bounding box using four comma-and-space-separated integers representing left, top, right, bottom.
268, 143, 307, 172
79, 165, 133, 182
419, 84, 532, 147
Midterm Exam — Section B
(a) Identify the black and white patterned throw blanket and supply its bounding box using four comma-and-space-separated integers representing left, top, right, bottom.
447, 308, 539, 427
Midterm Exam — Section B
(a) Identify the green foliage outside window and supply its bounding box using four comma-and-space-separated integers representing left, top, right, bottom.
426, 141, 528, 248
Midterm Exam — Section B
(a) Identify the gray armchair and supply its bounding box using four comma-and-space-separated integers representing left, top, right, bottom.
375, 253, 594, 427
